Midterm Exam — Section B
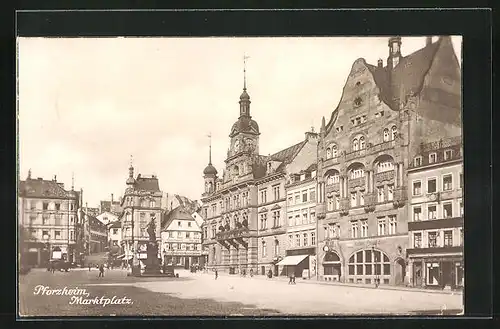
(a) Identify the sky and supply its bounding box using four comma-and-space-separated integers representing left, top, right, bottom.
18, 36, 462, 207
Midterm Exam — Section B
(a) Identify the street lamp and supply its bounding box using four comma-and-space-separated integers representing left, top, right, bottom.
43, 234, 51, 266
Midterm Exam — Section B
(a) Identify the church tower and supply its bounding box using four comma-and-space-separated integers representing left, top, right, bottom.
203, 135, 218, 194
387, 36, 403, 70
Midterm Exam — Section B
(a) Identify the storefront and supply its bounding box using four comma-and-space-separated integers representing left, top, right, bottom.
410, 256, 463, 289
278, 247, 316, 278
346, 248, 393, 285
322, 248, 342, 281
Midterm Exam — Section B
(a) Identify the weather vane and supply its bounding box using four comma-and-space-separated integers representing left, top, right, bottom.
243, 54, 250, 90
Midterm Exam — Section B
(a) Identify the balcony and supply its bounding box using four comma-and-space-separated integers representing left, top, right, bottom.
323, 156, 340, 167
345, 148, 367, 162
325, 183, 340, 194
408, 216, 463, 231
392, 187, 407, 208
215, 227, 250, 241
363, 193, 377, 213
348, 177, 365, 189
369, 140, 396, 154
374, 170, 395, 183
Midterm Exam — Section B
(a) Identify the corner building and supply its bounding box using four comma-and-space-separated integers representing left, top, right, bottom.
201, 80, 318, 275
316, 36, 461, 285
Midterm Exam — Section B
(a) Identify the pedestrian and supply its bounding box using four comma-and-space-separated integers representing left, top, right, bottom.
51, 262, 55, 274
88, 263, 91, 271
215, 269, 218, 280
291, 271, 296, 284
98, 264, 105, 278
288, 272, 293, 284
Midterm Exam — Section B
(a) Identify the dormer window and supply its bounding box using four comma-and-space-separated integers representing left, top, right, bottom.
444, 149, 453, 160
429, 153, 437, 164
414, 156, 422, 167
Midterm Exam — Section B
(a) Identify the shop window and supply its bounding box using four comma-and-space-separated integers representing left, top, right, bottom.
348, 249, 391, 278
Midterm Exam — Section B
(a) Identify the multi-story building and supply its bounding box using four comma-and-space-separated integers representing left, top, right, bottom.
18, 171, 79, 266
200, 68, 318, 275
316, 36, 461, 285
97, 211, 119, 226
160, 205, 204, 269
281, 164, 318, 278
100, 194, 122, 214
119, 164, 163, 265
108, 220, 122, 248
255, 133, 318, 277
81, 208, 108, 254
406, 136, 463, 289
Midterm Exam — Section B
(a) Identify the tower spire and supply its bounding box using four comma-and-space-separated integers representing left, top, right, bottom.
71, 172, 75, 191
243, 54, 249, 90
208, 133, 212, 165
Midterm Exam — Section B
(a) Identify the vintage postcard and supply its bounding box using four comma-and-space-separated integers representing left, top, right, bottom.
17, 35, 463, 317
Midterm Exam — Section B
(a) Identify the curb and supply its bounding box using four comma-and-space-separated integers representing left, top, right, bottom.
197, 271, 462, 295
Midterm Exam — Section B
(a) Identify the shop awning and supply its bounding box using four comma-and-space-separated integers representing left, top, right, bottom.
276, 254, 308, 266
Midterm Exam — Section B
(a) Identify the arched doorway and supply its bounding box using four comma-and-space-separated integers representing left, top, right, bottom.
323, 251, 342, 282
394, 257, 406, 285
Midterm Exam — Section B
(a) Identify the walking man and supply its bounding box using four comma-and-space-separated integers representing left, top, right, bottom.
88, 263, 91, 271
98, 264, 105, 278
215, 269, 218, 280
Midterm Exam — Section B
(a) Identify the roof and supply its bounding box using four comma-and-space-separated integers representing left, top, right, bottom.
203, 163, 218, 175
267, 141, 305, 163
108, 221, 121, 229
326, 37, 445, 132
19, 178, 76, 199
229, 116, 260, 137
135, 175, 160, 192
161, 205, 194, 230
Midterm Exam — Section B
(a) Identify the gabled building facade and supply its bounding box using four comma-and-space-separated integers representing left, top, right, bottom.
316, 36, 461, 285
160, 205, 203, 269
119, 164, 163, 265
18, 172, 80, 267
406, 136, 463, 289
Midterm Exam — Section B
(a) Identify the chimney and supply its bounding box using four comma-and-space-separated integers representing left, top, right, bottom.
426, 36, 432, 46
377, 59, 383, 68
53, 175, 57, 182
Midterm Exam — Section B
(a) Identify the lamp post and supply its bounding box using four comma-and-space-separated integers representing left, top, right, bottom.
43, 234, 50, 266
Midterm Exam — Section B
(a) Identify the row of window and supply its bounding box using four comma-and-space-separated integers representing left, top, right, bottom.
287, 207, 316, 226
288, 231, 316, 248
166, 231, 200, 239
25, 200, 76, 211
261, 239, 280, 258
326, 184, 395, 211
260, 185, 281, 204
412, 199, 463, 221
412, 173, 463, 196
163, 243, 201, 251
349, 215, 398, 238
413, 149, 456, 167
205, 191, 252, 218
413, 229, 463, 248
31, 229, 75, 241
287, 188, 316, 206
28, 213, 76, 226
163, 256, 198, 266
124, 196, 156, 208
325, 126, 398, 158
325, 161, 394, 185
260, 210, 282, 229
